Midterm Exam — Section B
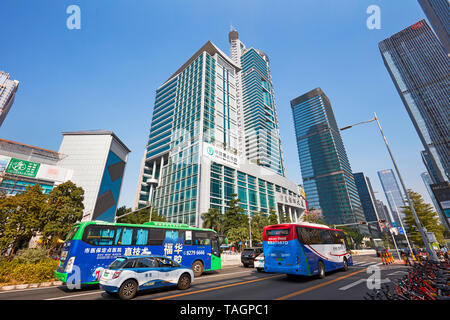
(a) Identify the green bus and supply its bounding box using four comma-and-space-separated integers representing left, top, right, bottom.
55, 220, 223, 286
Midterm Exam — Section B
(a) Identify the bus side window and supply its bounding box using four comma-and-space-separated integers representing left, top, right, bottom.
185, 230, 193, 245
194, 231, 210, 245
319, 230, 333, 244
148, 228, 165, 246
114, 228, 122, 245
121, 228, 134, 246
135, 228, 149, 246
165, 229, 178, 242
306, 228, 322, 244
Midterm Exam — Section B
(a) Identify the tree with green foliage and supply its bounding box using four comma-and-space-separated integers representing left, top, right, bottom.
40, 181, 84, 252
116, 206, 166, 224
268, 206, 278, 225
201, 208, 224, 233
339, 226, 364, 249
251, 211, 270, 244
223, 194, 248, 236
402, 189, 446, 246
0, 185, 47, 256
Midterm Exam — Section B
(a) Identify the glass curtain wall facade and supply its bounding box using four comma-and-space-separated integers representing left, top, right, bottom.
379, 20, 450, 183
418, 0, 450, 55
377, 169, 406, 227
353, 173, 380, 235
291, 88, 368, 234
239, 45, 284, 175
136, 36, 306, 227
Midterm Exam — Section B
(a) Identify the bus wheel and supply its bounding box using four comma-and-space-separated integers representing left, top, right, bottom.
177, 273, 191, 290
342, 258, 348, 271
118, 279, 138, 300
192, 260, 204, 278
318, 261, 325, 279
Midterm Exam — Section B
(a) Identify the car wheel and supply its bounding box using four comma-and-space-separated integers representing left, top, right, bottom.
318, 261, 325, 279
256, 268, 263, 272
177, 273, 191, 290
342, 258, 348, 271
243, 263, 248, 268
118, 279, 138, 300
192, 260, 204, 278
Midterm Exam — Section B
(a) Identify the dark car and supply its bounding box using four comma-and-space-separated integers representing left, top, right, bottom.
241, 247, 263, 267
375, 247, 387, 257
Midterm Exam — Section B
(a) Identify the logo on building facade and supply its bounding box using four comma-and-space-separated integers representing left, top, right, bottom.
5, 158, 40, 177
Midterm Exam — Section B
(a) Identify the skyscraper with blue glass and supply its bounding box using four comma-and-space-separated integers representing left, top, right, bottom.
290, 88, 368, 234
418, 0, 450, 55
379, 19, 450, 184
377, 169, 406, 228
134, 32, 306, 227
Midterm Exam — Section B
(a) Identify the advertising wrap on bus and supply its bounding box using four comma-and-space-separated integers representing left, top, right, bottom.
55, 221, 221, 285
263, 223, 353, 277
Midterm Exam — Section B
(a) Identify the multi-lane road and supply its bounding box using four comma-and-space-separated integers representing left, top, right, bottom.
0, 255, 408, 301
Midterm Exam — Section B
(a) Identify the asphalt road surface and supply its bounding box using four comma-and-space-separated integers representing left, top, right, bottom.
0, 255, 409, 300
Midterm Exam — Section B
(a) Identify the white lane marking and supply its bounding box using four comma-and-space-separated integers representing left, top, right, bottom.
197, 271, 251, 281
45, 291, 103, 300
387, 271, 408, 276
339, 277, 390, 291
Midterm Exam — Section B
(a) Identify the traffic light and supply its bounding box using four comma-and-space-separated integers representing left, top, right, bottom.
359, 221, 367, 225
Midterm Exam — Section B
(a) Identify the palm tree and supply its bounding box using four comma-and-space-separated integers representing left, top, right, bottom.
201, 208, 224, 233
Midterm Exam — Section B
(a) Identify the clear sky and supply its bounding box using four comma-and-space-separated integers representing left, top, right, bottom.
0, 0, 436, 213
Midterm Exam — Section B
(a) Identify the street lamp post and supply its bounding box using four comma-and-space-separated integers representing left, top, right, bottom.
341, 112, 439, 262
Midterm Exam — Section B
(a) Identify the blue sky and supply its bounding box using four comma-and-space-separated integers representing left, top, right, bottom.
0, 0, 435, 211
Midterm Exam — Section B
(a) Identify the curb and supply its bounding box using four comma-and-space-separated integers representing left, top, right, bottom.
0, 281, 63, 291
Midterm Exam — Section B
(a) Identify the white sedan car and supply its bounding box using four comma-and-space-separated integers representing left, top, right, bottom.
254, 253, 264, 272
100, 255, 194, 300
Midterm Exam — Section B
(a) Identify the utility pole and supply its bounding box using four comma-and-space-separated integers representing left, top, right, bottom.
340, 113, 439, 262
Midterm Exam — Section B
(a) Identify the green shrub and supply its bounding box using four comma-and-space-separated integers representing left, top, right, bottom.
14, 247, 49, 264
0, 258, 59, 284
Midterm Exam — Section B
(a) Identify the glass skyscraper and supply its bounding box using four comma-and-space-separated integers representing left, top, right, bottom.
421, 171, 450, 230
353, 173, 379, 235
0, 71, 19, 126
135, 33, 306, 227
418, 0, 450, 55
377, 169, 406, 227
291, 88, 368, 234
379, 19, 450, 183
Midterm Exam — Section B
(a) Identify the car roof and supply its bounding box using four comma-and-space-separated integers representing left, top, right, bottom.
115, 255, 173, 260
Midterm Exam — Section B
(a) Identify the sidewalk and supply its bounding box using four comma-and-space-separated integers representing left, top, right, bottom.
0, 281, 63, 291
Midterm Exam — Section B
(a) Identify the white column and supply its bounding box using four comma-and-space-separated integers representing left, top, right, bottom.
158, 156, 164, 185
288, 206, 293, 222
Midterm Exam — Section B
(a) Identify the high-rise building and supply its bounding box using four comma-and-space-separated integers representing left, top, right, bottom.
58, 130, 130, 222
135, 33, 306, 227
421, 150, 442, 184
290, 88, 368, 234
0, 71, 19, 126
418, 0, 450, 55
377, 169, 406, 227
374, 199, 392, 225
421, 171, 450, 230
379, 20, 450, 183
230, 29, 284, 175
353, 173, 379, 235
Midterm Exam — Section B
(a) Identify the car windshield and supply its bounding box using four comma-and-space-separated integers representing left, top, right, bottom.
108, 258, 128, 270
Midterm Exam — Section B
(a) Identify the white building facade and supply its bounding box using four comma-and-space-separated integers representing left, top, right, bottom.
135, 32, 306, 227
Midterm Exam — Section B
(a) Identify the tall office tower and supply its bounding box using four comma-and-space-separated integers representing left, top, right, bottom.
377, 169, 406, 227
135, 35, 306, 227
58, 130, 130, 222
229, 29, 284, 175
379, 20, 450, 183
421, 171, 450, 230
418, 0, 450, 55
0, 71, 19, 126
353, 173, 380, 235
421, 150, 442, 184
374, 199, 392, 225
290, 88, 368, 235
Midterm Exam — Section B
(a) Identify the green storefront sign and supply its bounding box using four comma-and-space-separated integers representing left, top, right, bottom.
5, 158, 40, 178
